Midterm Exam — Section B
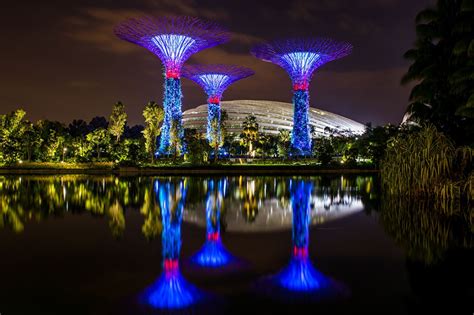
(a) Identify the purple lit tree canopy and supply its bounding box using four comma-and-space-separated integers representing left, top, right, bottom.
114, 16, 230, 155
182, 65, 254, 149
251, 38, 352, 156
182, 65, 254, 100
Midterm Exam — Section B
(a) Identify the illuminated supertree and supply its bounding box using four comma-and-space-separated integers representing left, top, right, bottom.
114, 16, 230, 155
182, 65, 254, 154
251, 38, 352, 156
190, 178, 236, 267
140, 179, 202, 309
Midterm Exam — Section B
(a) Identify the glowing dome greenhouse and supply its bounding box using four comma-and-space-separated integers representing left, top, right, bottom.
182, 100, 365, 137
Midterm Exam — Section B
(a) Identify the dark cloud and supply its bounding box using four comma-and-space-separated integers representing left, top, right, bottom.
0, 0, 434, 126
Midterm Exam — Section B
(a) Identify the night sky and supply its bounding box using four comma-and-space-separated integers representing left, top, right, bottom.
0, 0, 434, 126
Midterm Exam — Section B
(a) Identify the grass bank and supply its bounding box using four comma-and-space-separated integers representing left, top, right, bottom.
0, 161, 378, 175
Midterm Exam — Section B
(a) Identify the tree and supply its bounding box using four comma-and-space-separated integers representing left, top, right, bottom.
402, 0, 474, 144
23, 122, 41, 162
45, 130, 65, 162
86, 128, 109, 160
208, 110, 228, 162
355, 123, 399, 167
71, 137, 92, 162
0, 109, 29, 164
277, 130, 291, 158
184, 128, 210, 164
142, 101, 164, 163
108, 102, 127, 143
35, 120, 68, 161
169, 119, 183, 161
88, 116, 108, 131
68, 119, 89, 138
313, 137, 334, 166
239, 115, 259, 157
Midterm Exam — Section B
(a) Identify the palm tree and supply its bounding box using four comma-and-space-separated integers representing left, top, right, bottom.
401, 0, 474, 144
239, 115, 259, 157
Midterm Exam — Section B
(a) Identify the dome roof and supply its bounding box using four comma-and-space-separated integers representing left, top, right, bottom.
182, 100, 365, 137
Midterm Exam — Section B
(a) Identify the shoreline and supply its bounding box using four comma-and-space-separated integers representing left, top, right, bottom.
0, 165, 378, 175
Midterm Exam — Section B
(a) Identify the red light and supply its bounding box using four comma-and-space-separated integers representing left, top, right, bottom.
166, 69, 180, 79
293, 246, 308, 258
208, 96, 220, 104
293, 82, 309, 91
164, 259, 179, 271
207, 232, 220, 241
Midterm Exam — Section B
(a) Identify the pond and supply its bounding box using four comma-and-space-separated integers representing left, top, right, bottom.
0, 175, 472, 315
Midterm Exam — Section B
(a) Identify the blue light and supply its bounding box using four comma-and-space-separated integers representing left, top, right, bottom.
198, 74, 231, 96
158, 78, 184, 155
141, 179, 202, 310
276, 252, 329, 291
191, 179, 235, 267
191, 236, 234, 267
141, 262, 201, 309
291, 90, 312, 156
280, 52, 320, 82
207, 102, 221, 144
273, 179, 333, 293
151, 34, 196, 70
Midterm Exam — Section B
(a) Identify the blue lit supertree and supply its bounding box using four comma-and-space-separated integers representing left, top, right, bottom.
114, 16, 230, 155
182, 65, 254, 153
251, 38, 352, 156
190, 178, 236, 267
140, 178, 202, 310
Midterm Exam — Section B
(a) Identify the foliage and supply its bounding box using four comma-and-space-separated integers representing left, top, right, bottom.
0, 109, 29, 164
277, 130, 291, 158
402, 0, 474, 144
184, 129, 210, 164
380, 196, 473, 264
381, 124, 473, 203
169, 119, 183, 160
239, 115, 259, 156
108, 101, 127, 143
142, 101, 164, 163
86, 128, 110, 160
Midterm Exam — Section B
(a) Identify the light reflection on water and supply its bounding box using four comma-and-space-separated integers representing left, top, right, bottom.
0, 174, 472, 313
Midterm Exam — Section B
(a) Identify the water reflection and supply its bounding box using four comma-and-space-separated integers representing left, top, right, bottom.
140, 178, 202, 310
190, 178, 236, 268
257, 178, 347, 299
0, 175, 374, 234
184, 176, 372, 231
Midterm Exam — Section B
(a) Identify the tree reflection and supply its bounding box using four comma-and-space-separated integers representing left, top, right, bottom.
380, 196, 473, 264
257, 178, 348, 300
190, 178, 236, 267
140, 178, 202, 310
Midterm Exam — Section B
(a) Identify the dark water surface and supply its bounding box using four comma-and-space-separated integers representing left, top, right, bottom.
0, 175, 472, 315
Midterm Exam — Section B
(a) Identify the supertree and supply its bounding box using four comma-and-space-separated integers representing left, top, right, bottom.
182, 65, 254, 156
190, 178, 236, 267
251, 38, 352, 156
114, 16, 230, 155
140, 178, 202, 309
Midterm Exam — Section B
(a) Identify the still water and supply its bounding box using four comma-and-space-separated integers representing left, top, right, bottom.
0, 175, 472, 314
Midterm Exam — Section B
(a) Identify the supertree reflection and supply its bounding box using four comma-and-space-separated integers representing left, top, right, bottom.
258, 178, 347, 300
275, 179, 329, 291
140, 178, 202, 309
190, 179, 235, 267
